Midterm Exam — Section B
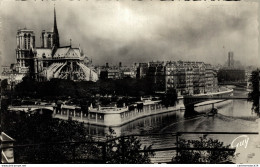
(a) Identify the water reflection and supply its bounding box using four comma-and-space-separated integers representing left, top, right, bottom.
219, 100, 257, 117
85, 88, 259, 163
85, 98, 257, 138
85, 109, 183, 137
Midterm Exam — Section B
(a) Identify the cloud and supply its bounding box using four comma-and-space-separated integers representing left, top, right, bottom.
0, 51, 2, 68
0, 1, 258, 71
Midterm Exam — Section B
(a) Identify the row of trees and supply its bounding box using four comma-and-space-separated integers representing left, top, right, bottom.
217, 69, 245, 83
11, 77, 178, 108
13, 77, 155, 99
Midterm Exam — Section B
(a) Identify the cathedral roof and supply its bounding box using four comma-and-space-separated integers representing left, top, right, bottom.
35, 48, 52, 58
54, 47, 70, 57
53, 46, 82, 58
35, 45, 83, 59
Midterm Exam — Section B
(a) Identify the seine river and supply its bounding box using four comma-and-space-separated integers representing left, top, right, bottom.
86, 87, 259, 163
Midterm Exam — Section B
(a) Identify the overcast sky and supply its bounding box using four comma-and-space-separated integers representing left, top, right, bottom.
0, 1, 259, 70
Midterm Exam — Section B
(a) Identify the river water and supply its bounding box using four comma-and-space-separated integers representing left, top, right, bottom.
86, 87, 259, 163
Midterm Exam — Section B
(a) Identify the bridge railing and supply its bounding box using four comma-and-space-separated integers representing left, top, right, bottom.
2, 131, 258, 164
1, 140, 106, 164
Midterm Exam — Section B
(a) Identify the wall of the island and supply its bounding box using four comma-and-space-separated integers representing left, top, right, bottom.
53, 101, 178, 127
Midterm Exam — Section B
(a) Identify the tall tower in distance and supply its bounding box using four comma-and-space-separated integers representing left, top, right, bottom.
228, 51, 234, 68
41, 6, 60, 48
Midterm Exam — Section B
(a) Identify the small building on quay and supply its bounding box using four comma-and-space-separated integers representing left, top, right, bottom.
8, 98, 183, 127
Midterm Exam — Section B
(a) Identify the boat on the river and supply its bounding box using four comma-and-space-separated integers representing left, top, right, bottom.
207, 108, 218, 117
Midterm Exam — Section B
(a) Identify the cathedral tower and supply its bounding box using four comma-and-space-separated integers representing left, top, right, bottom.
53, 6, 60, 47
41, 6, 60, 48
16, 29, 35, 71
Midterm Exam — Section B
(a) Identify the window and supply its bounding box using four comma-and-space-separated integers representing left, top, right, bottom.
28, 34, 31, 49
24, 36, 27, 49
43, 62, 47, 67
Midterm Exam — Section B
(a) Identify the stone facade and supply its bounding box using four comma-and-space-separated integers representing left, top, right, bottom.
147, 61, 218, 95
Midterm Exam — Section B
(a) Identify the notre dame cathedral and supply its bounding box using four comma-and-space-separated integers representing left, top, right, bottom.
13, 7, 98, 82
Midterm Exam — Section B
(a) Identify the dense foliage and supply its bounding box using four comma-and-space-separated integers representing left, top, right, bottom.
105, 128, 155, 164
1, 79, 8, 91
12, 77, 178, 108
248, 70, 260, 115
217, 69, 245, 83
161, 88, 178, 107
2, 110, 155, 163
1, 99, 99, 163
14, 77, 155, 99
174, 135, 235, 164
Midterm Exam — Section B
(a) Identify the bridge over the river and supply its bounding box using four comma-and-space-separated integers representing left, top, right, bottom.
183, 89, 247, 116
8, 105, 54, 114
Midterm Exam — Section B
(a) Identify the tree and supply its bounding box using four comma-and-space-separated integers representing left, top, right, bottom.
105, 128, 155, 164
13, 77, 158, 101
1, 79, 8, 91
161, 88, 178, 107
2, 110, 100, 163
14, 76, 38, 98
174, 135, 235, 164
2, 108, 155, 163
248, 70, 260, 115
98, 79, 116, 97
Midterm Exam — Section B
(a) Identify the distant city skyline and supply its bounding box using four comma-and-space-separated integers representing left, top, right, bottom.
0, 1, 259, 73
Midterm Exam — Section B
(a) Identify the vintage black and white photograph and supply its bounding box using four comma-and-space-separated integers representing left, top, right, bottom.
0, 0, 259, 165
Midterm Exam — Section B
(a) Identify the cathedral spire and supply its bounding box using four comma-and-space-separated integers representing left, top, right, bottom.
53, 5, 60, 47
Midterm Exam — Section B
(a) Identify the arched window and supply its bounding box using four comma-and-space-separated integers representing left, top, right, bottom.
24, 34, 27, 49
28, 34, 31, 49
47, 34, 52, 48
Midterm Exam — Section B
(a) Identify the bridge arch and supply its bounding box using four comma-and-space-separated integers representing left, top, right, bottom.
30, 108, 54, 117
